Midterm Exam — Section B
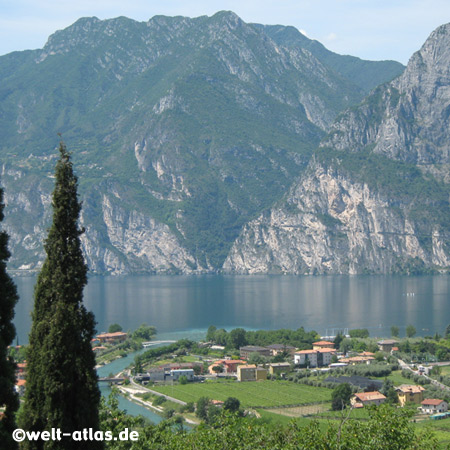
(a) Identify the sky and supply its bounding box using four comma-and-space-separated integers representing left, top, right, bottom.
1, 0, 450, 64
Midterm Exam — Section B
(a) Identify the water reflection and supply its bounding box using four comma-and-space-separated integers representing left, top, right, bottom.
12, 274, 450, 344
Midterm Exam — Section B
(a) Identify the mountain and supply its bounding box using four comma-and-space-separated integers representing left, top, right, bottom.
253, 24, 404, 94
0, 11, 403, 274
224, 23, 450, 274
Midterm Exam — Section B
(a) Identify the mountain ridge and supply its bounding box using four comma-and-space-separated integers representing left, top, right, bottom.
0, 12, 423, 274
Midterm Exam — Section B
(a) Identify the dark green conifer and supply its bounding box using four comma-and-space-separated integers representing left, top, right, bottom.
21, 142, 102, 449
0, 187, 19, 449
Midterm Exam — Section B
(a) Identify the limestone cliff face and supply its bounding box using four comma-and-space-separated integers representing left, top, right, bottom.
223, 162, 450, 274
80, 194, 199, 274
223, 23, 450, 274
323, 23, 450, 167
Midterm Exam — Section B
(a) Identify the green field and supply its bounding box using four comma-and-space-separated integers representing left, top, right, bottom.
150, 380, 332, 408
415, 417, 450, 449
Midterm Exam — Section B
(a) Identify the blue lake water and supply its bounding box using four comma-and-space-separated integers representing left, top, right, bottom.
13, 274, 450, 344
11, 273, 450, 422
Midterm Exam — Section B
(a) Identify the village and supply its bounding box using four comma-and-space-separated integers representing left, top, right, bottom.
9, 326, 450, 447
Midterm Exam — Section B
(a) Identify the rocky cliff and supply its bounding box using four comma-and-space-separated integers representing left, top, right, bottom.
0, 12, 404, 274
224, 23, 450, 274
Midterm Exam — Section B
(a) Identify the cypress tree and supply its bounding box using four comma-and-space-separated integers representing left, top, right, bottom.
0, 187, 19, 449
21, 142, 102, 450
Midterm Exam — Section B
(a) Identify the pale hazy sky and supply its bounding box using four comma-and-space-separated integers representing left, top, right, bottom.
1, 0, 450, 64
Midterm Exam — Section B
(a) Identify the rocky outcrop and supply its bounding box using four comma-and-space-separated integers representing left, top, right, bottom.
224, 23, 450, 274
224, 162, 450, 274
323, 23, 450, 166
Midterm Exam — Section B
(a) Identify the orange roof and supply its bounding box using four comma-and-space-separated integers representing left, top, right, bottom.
318, 348, 336, 353
295, 349, 318, 354
313, 341, 335, 346
17, 362, 27, 369
97, 332, 127, 338
16, 380, 26, 387
340, 356, 375, 363
396, 385, 425, 394
359, 352, 375, 356
354, 391, 386, 402
422, 399, 445, 406
238, 364, 257, 369
392, 347, 399, 351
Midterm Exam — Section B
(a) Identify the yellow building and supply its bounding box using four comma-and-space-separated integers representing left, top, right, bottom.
237, 365, 267, 381
256, 367, 268, 381
269, 363, 291, 375
395, 385, 425, 406
237, 364, 257, 381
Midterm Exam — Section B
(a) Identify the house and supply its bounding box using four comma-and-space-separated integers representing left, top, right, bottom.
294, 350, 318, 367
339, 356, 375, 365
237, 364, 257, 381
16, 362, 27, 380
148, 369, 166, 382
239, 346, 271, 360
351, 391, 386, 407
256, 367, 268, 381
377, 339, 398, 352
421, 399, 448, 414
96, 332, 128, 344
92, 346, 107, 354
15, 379, 26, 396
266, 344, 296, 356
294, 348, 336, 367
209, 359, 246, 374
395, 385, 425, 406
170, 369, 194, 381
237, 365, 267, 381
211, 400, 224, 408
313, 341, 335, 350
269, 363, 291, 376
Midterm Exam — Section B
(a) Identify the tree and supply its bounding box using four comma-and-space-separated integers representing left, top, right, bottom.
132, 323, 156, 341
0, 188, 19, 449
391, 325, 399, 337
108, 323, 123, 333
228, 328, 247, 349
349, 328, 369, 338
223, 397, 240, 413
212, 364, 224, 374
445, 324, 450, 339
206, 325, 217, 342
196, 397, 210, 421
333, 332, 344, 349
331, 383, 352, 411
406, 324, 416, 338
20, 142, 102, 450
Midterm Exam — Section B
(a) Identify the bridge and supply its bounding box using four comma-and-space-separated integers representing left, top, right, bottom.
98, 377, 125, 384
142, 340, 176, 348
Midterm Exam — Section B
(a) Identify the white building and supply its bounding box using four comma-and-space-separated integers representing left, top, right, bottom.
421, 399, 448, 414
294, 348, 336, 367
170, 369, 194, 381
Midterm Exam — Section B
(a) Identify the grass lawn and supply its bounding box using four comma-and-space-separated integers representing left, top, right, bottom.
415, 417, 450, 449
379, 370, 414, 386
150, 380, 332, 408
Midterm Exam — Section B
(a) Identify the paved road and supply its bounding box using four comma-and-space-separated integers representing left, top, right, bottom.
130, 377, 187, 405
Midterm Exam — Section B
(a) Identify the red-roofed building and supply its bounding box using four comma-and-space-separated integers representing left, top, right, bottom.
421, 399, 448, 414
351, 391, 386, 407
313, 341, 335, 350
96, 332, 128, 344
15, 379, 26, 396
294, 348, 336, 367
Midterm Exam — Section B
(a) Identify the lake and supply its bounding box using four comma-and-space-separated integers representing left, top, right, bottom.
12, 274, 450, 344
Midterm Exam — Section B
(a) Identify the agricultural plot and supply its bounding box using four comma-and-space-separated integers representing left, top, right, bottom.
150, 380, 332, 408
